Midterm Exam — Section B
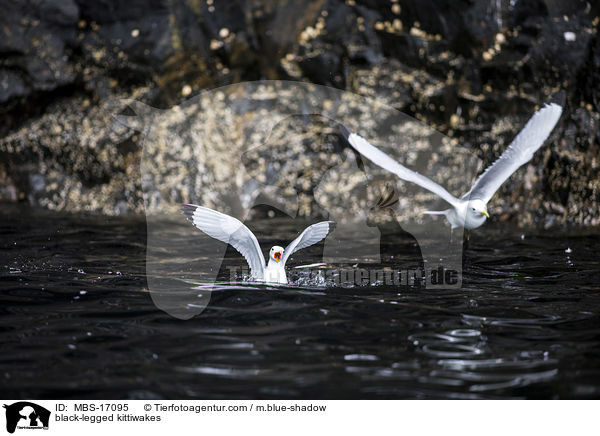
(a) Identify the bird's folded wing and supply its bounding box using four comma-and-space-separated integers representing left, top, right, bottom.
282, 221, 334, 266
182, 204, 266, 280
464, 103, 562, 203
347, 133, 461, 208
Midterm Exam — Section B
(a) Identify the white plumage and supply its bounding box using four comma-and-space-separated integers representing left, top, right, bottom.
182, 204, 333, 284
346, 102, 563, 229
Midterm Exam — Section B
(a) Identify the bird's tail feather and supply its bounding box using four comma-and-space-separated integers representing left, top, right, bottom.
373, 183, 399, 210
423, 209, 450, 216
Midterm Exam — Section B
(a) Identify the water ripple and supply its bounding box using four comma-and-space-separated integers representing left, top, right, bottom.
0, 210, 599, 398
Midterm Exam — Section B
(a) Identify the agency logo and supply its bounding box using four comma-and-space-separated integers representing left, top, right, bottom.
3, 402, 50, 434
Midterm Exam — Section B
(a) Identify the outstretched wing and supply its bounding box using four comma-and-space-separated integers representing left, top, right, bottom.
464, 103, 562, 203
346, 132, 461, 208
282, 221, 334, 266
182, 204, 266, 280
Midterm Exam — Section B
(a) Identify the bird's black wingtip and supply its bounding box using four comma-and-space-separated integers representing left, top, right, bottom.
550, 90, 566, 107
338, 124, 352, 142
181, 203, 198, 220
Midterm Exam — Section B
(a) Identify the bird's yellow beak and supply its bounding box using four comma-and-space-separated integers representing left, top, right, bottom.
274, 251, 282, 263
481, 210, 489, 218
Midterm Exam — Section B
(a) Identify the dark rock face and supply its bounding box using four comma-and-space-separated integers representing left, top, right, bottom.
0, 0, 598, 227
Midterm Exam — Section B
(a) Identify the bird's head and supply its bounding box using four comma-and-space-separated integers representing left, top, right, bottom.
269, 246, 284, 263
467, 199, 489, 220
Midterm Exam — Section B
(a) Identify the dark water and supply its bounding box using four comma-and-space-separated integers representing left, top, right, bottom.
1, 206, 600, 399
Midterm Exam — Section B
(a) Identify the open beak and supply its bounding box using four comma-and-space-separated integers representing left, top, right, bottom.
274, 251, 282, 263
481, 210, 489, 218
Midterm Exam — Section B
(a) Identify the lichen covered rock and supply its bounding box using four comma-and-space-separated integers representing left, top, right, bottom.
0, 0, 598, 227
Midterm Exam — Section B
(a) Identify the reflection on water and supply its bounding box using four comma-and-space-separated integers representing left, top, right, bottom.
1, 207, 599, 399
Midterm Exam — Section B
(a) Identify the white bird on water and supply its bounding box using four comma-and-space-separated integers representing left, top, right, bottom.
344, 102, 563, 229
182, 204, 334, 284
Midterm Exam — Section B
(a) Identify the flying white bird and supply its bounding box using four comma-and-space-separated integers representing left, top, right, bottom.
182, 204, 334, 284
345, 103, 563, 229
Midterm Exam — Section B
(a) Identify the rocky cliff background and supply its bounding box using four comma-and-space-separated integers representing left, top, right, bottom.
0, 0, 598, 226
